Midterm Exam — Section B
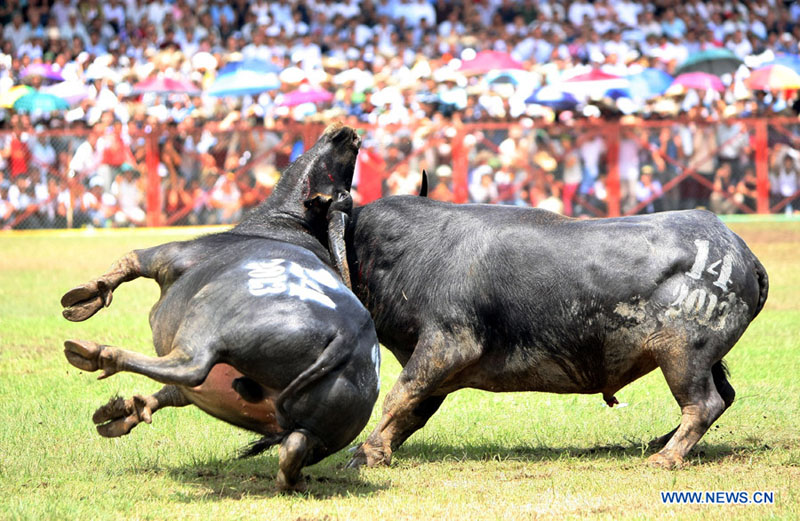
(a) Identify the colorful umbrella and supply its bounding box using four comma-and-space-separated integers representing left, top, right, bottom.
41, 81, 91, 105
561, 69, 629, 100
21, 63, 64, 82
0, 85, 34, 108
675, 48, 742, 76
746, 64, 800, 90
765, 54, 800, 74
12, 91, 70, 113
525, 85, 578, 111
672, 72, 725, 92
207, 59, 281, 97
278, 88, 333, 107
131, 77, 200, 95
459, 51, 525, 74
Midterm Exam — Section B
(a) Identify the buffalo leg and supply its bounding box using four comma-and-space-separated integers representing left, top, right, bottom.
347, 335, 479, 468
648, 360, 734, 451
648, 355, 728, 469
64, 339, 216, 387
61, 241, 193, 322
61, 251, 142, 321
92, 385, 190, 437
388, 395, 447, 450
276, 431, 321, 493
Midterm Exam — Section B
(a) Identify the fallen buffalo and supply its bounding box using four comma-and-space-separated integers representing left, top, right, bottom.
61, 124, 380, 492
345, 192, 768, 470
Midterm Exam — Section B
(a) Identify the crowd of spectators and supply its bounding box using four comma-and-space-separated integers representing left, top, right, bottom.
1, 0, 800, 229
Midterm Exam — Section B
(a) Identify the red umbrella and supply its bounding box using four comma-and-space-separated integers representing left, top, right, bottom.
746, 64, 800, 90
131, 77, 200, 95
278, 88, 334, 107
458, 51, 525, 74
671, 72, 725, 92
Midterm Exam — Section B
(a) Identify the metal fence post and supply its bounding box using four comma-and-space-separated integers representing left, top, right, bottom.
145, 129, 162, 227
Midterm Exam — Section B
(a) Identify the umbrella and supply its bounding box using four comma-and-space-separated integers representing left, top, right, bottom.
217, 58, 281, 76
525, 85, 578, 111
207, 59, 281, 97
41, 81, 91, 105
746, 64, 800, 90
672, 72, 725, 92
21, 63, 64, 82
675, 48, 742, 76
0, 85, 34, 108
12, 91, 70, 113
459, 51, 525, 74
626, 68, 673, 99
561, 69, 629, 100
278, 88, 333, 107
765, 54, 800, 74
131, 77, 200, 95
485, 69, 530, 86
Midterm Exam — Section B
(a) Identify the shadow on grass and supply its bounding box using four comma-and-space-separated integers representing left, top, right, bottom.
395, 438, 775, 466
162, 454, 388, 500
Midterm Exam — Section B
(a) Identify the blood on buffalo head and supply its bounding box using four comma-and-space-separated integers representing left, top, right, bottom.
233, 122, 361, 284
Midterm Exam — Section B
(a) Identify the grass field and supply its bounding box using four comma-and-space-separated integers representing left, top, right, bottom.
1, 221, 798, 520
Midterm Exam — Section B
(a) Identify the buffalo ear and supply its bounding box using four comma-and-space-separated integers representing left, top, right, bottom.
419, 170, 428, 197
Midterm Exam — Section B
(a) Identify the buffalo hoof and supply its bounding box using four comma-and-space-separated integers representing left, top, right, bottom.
647, 452, 685, 470
61, 280, 113, 322
276, 472, 307, 494
64, 339, 117, 379
92, 395, 154, 437
345, 442, 391, 469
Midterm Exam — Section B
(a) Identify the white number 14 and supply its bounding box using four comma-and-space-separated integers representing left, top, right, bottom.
686, 239, 733, 292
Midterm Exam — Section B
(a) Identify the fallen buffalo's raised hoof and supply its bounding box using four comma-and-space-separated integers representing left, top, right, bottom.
60, 124, 380, 491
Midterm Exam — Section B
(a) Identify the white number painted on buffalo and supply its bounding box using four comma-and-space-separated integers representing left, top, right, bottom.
245, 259, 340, 309
669, 239, 737, 327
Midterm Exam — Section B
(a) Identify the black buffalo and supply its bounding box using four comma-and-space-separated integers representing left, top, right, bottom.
60, 124, 380, 491
345, 189, 768, 470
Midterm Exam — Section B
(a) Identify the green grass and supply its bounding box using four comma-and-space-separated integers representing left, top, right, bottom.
1, 222, 798, 520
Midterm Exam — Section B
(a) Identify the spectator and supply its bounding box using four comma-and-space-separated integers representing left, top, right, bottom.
770, 151, 800, 214
112, 164, 146, 226
209, 171, 242, 224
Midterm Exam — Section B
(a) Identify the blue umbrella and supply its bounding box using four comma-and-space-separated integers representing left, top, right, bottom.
217, 58, 281, 76
207, 59, 281, 97
626, 68, 673, 99
12, 91, 70, 113
207, 71, 280, 97
525, 85, 578, 111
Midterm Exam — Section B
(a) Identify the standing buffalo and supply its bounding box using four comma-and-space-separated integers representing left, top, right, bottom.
345, 191, 768, 470
61, 124, 380, 492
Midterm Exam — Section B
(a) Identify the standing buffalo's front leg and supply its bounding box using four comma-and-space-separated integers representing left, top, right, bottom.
347, 332, 480, 468
92, 385, 190, 437
61, 241, 196, 322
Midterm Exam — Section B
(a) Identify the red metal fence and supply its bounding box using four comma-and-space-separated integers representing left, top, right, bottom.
2, 117, 799, 230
